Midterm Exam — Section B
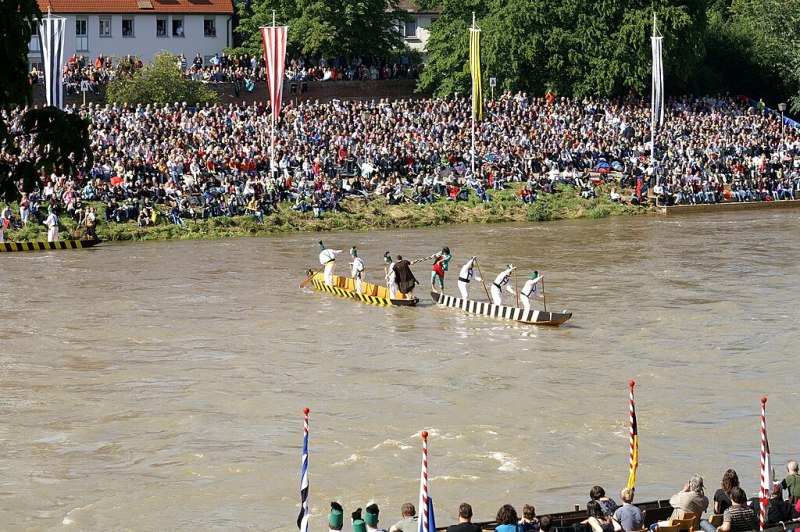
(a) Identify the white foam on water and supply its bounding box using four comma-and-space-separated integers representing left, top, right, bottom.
483, 451, 530, 473
331, 453, 362, 467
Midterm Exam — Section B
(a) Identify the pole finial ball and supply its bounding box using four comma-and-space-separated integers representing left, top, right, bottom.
303, 407, 310, 414
761, 397, 767, 404
421, 431, 428, 440
629, 380, 635, 387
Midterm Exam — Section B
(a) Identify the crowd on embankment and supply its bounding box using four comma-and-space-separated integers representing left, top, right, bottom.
329, 466, 800, 532
2, 91, 800, 239
32, 51, 421, 99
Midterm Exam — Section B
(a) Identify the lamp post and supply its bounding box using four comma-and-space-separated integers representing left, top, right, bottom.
778, 102, 787, 138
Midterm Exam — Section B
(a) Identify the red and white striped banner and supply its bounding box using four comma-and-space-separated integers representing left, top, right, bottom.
260, 25, 287, 122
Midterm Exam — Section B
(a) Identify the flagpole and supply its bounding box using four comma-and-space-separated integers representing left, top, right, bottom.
297, 407, 310, 532
758, 397, 768, 532
271, 11, 277, 180
650, 13, 656, 184
471, 12, 476, 176
418, 431, 429, 532
627, 380, 638, 491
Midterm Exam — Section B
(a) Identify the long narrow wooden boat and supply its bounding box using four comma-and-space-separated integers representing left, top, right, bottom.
310, 272, 419, 306
0, 239, 101, 253
430, 291, 571, 326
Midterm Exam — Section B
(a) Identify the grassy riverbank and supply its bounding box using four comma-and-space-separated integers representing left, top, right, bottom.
5, 183, 654, 243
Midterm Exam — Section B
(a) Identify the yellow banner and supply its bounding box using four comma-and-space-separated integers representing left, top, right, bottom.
470, 28, 482, 121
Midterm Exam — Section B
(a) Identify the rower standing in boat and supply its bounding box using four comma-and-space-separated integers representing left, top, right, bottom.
44, 207, 59, 242
520, 271, 543, 311
491, 264, 516, 305
393, 255, 418, 298
319, 241, 343, 287
457, 256, 482, 300
431, 246, 452, 294
350, 246, 365, 294
384, 251, 398, 298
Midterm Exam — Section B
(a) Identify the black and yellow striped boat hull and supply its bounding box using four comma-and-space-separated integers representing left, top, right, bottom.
0, 239, 101, 253
309, 273, 418, 306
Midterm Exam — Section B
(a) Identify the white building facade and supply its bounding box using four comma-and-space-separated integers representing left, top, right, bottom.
396, 0, 442, 54
29, 0, 234, 70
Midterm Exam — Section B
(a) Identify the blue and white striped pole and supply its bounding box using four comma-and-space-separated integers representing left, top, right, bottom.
296, 407, 309, 531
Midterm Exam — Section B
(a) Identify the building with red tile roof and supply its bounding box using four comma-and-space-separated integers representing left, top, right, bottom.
29, 0, 234, 69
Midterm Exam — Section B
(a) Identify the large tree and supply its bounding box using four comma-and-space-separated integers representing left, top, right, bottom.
106, 52, 216, 106
0, 0, 92, 202
418, 0, 708, 98
234, 0, 408, 59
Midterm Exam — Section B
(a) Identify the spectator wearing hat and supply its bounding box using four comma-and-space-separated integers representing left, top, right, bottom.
446, 502, 481, 532
388, 502, 418, 532
491, 265, 516, 306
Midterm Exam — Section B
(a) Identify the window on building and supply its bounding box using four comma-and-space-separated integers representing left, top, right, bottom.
402, 20, 417, 38
204, 18, 216, 37
29, 21, 40, 52
122, 18, 134, 37
156, 18, 167, 37
99, 16, 111, 37
172, 18, 184, 37
76, 18, 89, 50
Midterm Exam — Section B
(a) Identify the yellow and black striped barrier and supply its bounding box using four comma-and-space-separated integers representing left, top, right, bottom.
0, 239, 101, 253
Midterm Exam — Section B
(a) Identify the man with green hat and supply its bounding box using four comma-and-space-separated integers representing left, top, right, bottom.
318, 240, 343, 287
520, 270, 543, 312
384, 252, 398, 299
491, 264, 516, 305
364, 503, 386, 532
329, 501, 344, 531
352, 507, 367, 532
350, 246, 365, 294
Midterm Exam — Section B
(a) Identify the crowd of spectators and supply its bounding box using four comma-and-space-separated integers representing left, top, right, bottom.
29, 52, 421, 97
3, 89, 800, 231
323, 468, 800, 532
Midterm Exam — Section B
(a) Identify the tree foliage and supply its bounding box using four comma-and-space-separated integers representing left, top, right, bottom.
233, 0, 408, 59
419, 0, 707, 99
0, 0, 93, 202
106, 52, 216, 106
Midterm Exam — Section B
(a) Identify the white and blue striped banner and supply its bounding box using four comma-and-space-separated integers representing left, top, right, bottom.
38, 15, 67, 109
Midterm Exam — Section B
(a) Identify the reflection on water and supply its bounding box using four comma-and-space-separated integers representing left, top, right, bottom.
0, 211, 799, 530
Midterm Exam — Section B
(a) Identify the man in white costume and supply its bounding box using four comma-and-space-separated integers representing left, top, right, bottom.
350, 246, 365, 294
318, 241, 342, 287
45, 207, 59, 242
520, 271, 543, 311
490, 264, 516, 305
457, 256, 482, 300
384, 251, 398, 299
